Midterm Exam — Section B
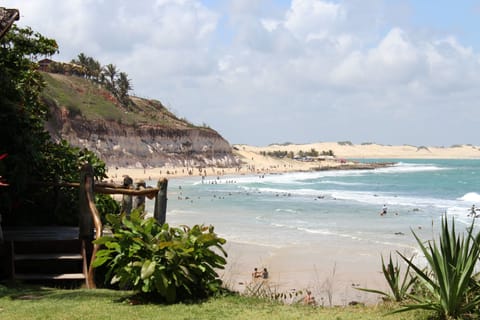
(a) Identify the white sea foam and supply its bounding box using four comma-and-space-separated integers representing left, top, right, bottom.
252, 186, 457, 209
329, 190, 458, 209
274, 208, 301, 214
255, 187, 323, 197
319, 180, 368, 186
374, 162, 446, 174
458, 192, 480, 203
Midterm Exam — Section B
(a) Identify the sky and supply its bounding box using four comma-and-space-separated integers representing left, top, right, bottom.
6, 0, 480, 146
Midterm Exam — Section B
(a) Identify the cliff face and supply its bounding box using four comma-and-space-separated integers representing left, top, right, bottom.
46, 104, 238, 168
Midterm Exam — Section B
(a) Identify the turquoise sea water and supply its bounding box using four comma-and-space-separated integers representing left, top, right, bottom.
146, 159, 480, 251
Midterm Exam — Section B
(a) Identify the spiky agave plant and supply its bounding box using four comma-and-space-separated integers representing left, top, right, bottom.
396, 215, 480, 319
357, 254, 417, 302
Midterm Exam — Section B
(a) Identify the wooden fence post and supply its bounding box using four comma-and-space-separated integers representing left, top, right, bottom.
79, 164, 94, 240
121, 175, 133, 214
154, 178, 168, 224
78, 164, 102, 289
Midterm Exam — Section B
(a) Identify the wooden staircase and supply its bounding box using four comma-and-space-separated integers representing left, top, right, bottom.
10, 239, 87, 283
2, 227, 89, 286
0, 164, 166, 287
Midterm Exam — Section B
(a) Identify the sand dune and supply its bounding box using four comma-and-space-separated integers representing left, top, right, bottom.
237, 142, 480, 159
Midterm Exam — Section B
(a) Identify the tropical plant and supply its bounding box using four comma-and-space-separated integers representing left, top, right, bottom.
92, 210, 228, 303
395, 215, 480, 319
357, 254, 417, 302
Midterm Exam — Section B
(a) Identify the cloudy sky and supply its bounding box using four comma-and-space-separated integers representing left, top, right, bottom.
7, 0, 480, 146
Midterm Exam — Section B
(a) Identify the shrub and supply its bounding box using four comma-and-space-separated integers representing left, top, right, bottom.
395, 216, 480, 319
95, 194, 120, 224
92, 210, 227, 303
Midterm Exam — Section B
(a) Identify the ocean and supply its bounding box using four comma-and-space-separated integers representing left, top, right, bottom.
145, 159, 480, 254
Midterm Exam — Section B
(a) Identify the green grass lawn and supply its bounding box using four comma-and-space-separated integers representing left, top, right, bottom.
0, 285, 433, 320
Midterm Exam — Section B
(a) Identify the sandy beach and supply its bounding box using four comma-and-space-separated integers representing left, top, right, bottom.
106, 142, 480, 183
105, 142, 480, 305
218, 240, 397, 306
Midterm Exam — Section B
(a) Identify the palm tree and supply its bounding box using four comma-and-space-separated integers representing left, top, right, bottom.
71, 52, 89, 77
102, 63, 118, 95
86, 57, 101, 82
116, 72, 132, 105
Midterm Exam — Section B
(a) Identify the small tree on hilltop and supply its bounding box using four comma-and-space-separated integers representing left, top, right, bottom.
117, 71, 132, 106
102, 63, 118, 96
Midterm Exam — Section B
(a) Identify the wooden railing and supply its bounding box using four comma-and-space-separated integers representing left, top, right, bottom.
78, 164, 168, 288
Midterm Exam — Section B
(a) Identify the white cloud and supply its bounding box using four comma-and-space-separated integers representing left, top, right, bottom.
284, 0, 344, 41
6, 0, 480, 145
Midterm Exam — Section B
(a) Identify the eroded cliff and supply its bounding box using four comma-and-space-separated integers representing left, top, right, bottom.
42, 73, 238, 168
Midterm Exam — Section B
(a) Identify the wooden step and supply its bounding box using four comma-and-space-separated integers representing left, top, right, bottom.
14, 253, 83, 261
12, 239, 82, 254
14, 273, 86, 280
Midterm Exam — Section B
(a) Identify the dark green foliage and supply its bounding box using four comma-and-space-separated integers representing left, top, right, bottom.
93, 210, 228, 303
95, 193, 121, 223
0, 25, 107, 226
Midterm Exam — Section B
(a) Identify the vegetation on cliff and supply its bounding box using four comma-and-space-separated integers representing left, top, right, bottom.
40, 67, 234, 168
42, 72, 194, 128
41, 52, 215, 132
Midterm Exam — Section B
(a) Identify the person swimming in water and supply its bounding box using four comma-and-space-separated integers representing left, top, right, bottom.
380, 204, 387, 216
469, 204, 478, 217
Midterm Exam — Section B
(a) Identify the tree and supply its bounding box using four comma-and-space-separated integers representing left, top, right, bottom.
71, 53, 102, 82
0, 25, 107, 226
86, 56, 101, 82
102, 63, 118, 96
117, 71, 132, 106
